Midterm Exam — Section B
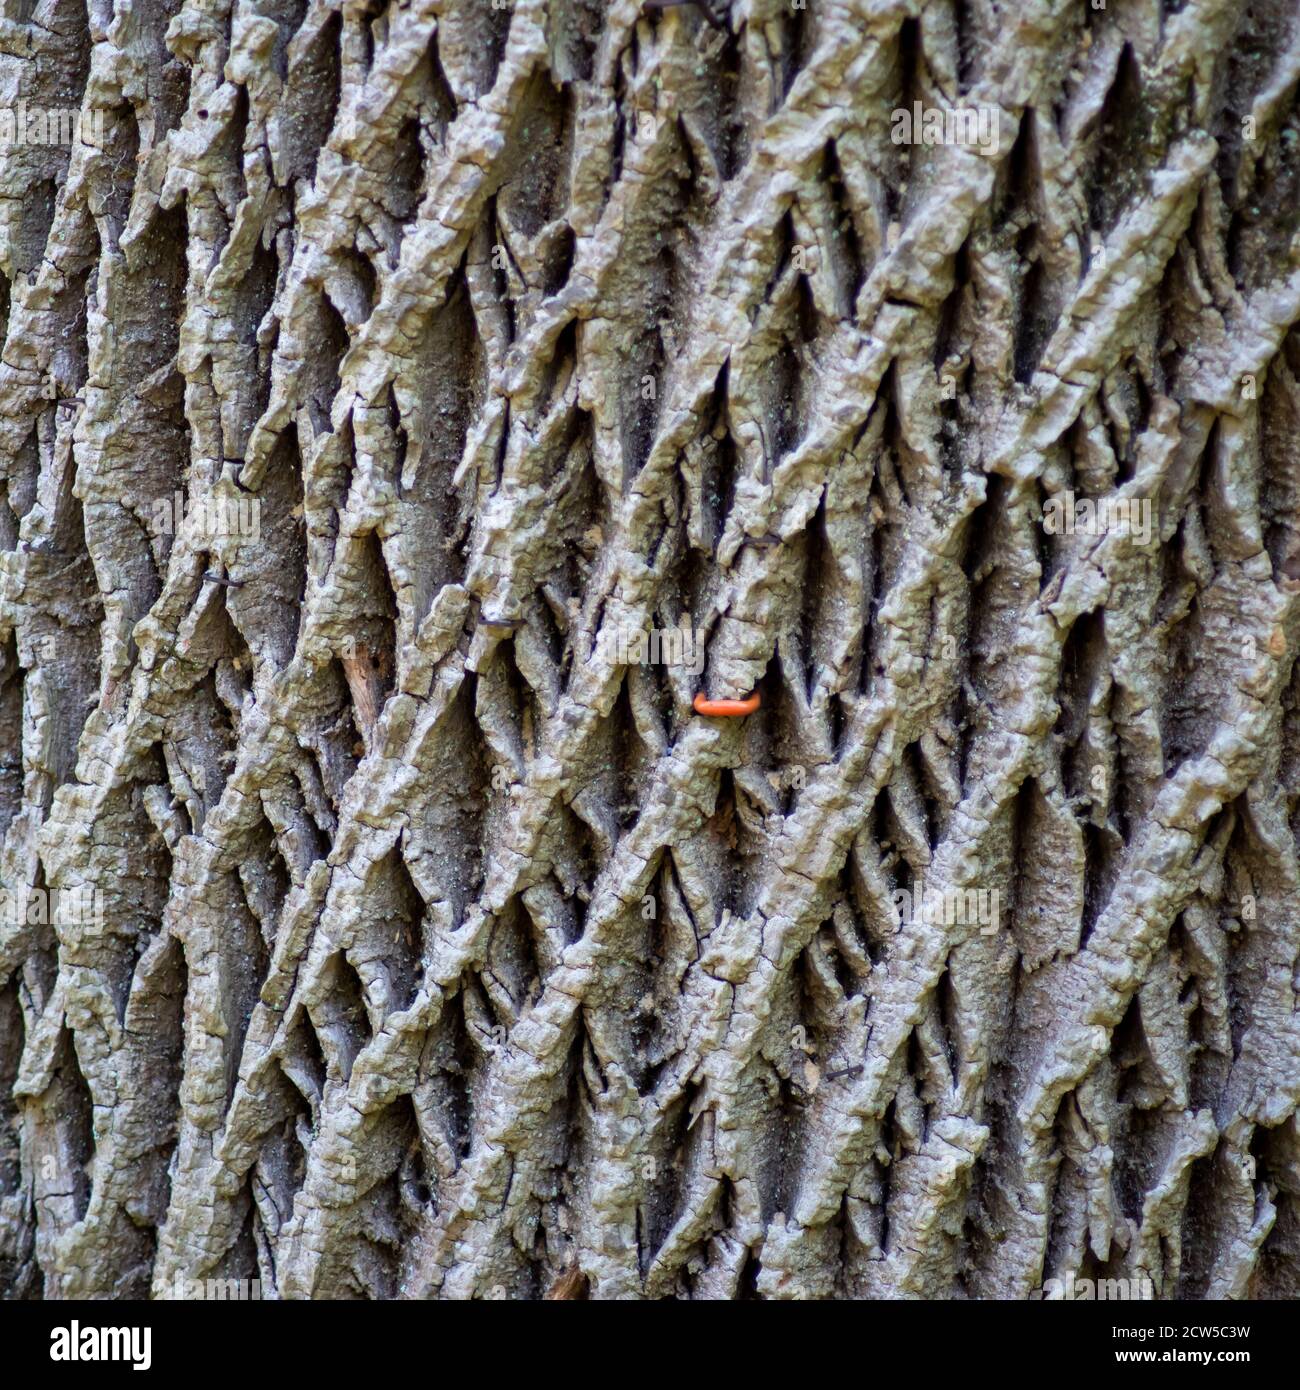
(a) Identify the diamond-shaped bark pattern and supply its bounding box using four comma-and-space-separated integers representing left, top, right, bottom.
0, 0, 1298, 1301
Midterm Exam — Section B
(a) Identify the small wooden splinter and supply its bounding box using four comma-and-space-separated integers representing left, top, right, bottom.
693, 690, 760, 717
478, 613, 524, 631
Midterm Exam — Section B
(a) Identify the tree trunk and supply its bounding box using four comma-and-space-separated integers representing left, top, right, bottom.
2, 0, 1300, 1301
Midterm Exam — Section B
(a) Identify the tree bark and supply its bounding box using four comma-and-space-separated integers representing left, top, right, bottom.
1, 0, 1299, 1301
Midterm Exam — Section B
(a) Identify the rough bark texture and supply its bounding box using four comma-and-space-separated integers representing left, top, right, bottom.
2, 0, 1300, 1302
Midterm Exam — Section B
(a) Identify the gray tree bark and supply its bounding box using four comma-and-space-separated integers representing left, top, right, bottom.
1, 0, 1299, 1301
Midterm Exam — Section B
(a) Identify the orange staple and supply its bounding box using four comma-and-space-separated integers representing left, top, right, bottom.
693, 691, 761, 717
